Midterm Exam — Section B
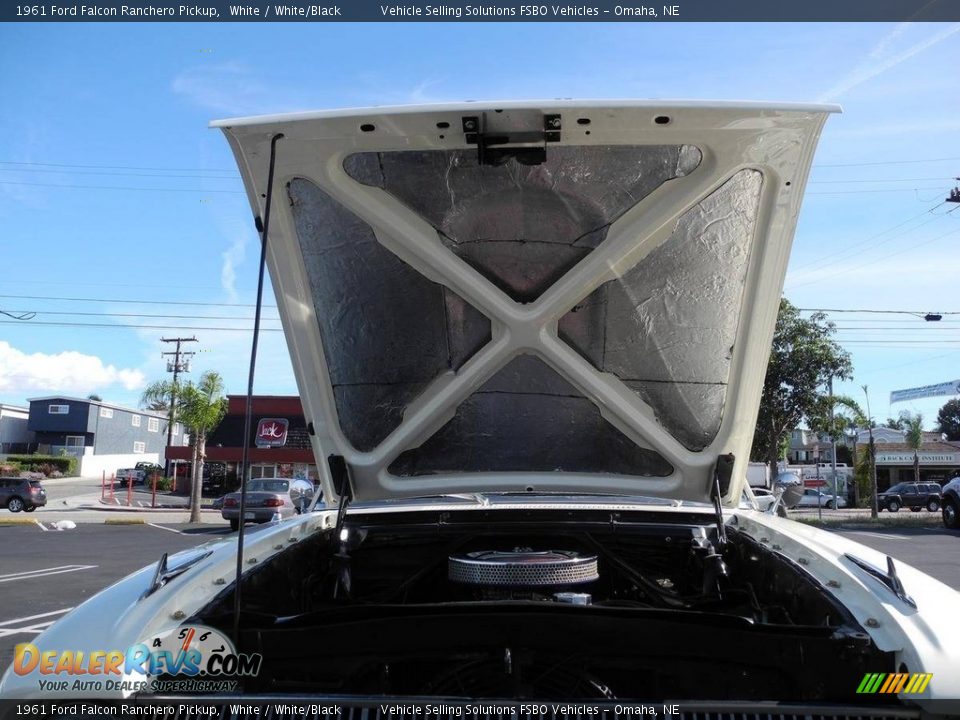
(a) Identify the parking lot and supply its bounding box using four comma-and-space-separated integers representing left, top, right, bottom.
0, 522, 233, 670
0, 519, 957, 674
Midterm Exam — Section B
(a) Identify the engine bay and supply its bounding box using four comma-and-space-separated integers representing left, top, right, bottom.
195, 508, 897, 701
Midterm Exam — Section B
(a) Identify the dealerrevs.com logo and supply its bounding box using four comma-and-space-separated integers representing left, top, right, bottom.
14, 625, 262, 694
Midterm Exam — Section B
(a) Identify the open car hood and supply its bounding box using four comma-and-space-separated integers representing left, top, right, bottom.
214, 101, 837, 506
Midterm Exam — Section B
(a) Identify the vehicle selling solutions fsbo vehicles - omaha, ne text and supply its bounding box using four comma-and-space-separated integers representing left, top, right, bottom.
3, 102, 959, 716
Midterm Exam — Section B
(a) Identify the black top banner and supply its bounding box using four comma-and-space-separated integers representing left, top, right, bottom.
4, 0, 960, 22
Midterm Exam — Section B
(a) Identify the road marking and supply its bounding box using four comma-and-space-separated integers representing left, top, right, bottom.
0, 619, 61, 638
0, 565, 97, 583
0, 608, 73, 627
0, 608, 72, 637
846, 531, 911, 541
34, 520, 48, 532
147, 523, 185, 534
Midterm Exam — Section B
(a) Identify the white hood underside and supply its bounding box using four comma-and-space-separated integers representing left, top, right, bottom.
214, 101, 837, 506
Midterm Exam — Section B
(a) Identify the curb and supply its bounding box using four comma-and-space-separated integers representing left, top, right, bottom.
103, 518, 146, 525
87, 503, 220, 514
0, 518, 40, 525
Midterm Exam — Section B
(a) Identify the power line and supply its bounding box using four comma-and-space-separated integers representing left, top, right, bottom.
785, 225, 960, 291
812, 156, 960, 168
0, 294, 277, 308
0, 319, 283, 332
789, 204, 945, 273
0, 160, 235, 173
0, 180, 244, 194
807, 177, 954, 184
806, 187, 948, 195
797, 308, 960, 315
1, 309, 281, 321
0, 168, 239, 180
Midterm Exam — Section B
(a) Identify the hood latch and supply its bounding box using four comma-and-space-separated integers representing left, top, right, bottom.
462, 112, 560, 166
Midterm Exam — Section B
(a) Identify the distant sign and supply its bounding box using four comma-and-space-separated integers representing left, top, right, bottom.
876, 452, 960, 466
255, 418, 289, 448
890, 380, 960, 404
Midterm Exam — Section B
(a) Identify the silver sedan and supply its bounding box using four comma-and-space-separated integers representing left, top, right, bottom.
221, 478, 316, 531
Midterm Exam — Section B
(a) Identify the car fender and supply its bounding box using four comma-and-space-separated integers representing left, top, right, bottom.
734, 510, 960, 711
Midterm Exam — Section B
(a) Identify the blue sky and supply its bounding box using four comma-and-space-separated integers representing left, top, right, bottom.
1, 22, 959, 428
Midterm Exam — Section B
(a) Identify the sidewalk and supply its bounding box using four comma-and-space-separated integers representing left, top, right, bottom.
0, 490, 222, 525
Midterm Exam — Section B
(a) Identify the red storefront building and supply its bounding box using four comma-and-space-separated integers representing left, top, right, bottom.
165, 395, 319, 493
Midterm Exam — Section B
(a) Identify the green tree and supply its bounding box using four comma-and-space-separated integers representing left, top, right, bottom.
901, 411, 924, 485
141, 371, 227, 523
883, 416, 905, 430
936, 398, 960, 441
751, 299, 853, 477
87, 394, 103, 402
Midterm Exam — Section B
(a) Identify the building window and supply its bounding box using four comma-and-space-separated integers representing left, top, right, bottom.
172, 423, 180, 436
251, 464, 278, 480
133, 441, 146, 453
131, 415, 141, 427
148, 417, 159, 432
100, 407, 113, 419
48, 404, 69, 414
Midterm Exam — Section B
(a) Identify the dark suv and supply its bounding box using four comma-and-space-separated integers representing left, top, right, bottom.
877, 482, 941, 513
0, 477, 47, 513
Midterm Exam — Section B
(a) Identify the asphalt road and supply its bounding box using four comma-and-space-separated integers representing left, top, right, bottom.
833, 526, 960, 590
0, 522, 235, 671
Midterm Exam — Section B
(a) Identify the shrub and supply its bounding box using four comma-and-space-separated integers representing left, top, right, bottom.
33, 463, 59, 477
0, 462, 20, 475
6, 454, 77, 476
154, 476, 173, 492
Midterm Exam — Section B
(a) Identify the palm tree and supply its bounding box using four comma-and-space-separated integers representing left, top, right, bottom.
902, 412, 924, 485
141, 371, 227, 523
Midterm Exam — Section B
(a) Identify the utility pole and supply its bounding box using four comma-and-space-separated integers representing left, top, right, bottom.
160, 336, 198, 476
829, 376, 838, 507
862, 385, 879, 520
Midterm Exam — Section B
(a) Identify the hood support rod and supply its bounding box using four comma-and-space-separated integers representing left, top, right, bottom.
233, 132, 284, 651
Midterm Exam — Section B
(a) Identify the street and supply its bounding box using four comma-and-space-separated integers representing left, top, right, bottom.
0, 522, 242, 671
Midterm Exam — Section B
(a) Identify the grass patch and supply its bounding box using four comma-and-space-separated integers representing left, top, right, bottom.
794, 513, 943, 529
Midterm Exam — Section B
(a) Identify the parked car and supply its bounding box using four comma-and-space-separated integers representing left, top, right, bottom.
795, 488, 848, 509
115, 461, 163, 486
0, 477, 47, 513
5, 103, 960, 711
220, 478, 315, 530
940, 476, 960, 528
877, 482, 941, 513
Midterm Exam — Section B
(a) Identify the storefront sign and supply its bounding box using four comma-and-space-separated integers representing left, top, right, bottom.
875, 452, 960, 466
255, 418, 289, 448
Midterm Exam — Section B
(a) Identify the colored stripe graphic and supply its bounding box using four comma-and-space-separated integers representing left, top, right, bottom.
857, 672, 931, 694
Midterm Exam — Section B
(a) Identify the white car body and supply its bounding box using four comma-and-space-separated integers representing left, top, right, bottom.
3, 101, 959, 715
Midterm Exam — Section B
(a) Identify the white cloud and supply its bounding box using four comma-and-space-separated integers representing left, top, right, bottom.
171, 61, 307, 116
221, 233, 248, 301
0, 342, 146, 395
818, 23, 960, 101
